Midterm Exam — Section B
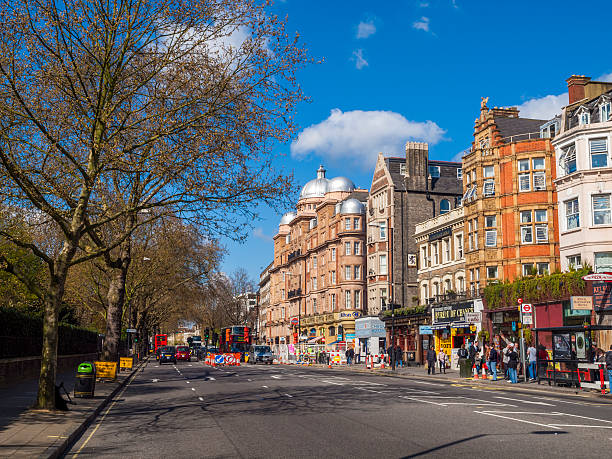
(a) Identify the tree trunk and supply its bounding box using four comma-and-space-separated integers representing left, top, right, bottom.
35, 249, 73, 410
102, 246, 131, 362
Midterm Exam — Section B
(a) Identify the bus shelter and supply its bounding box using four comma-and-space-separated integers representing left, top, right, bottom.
534, 325, 612, 387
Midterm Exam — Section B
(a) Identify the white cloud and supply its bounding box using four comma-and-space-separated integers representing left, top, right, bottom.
356, 21, 376, 39
252, 227, 272, 242
517, 93, 567, 120
290, 108, 446, 169
352, 49, 368, 70
412, 16, 430, 32
517, 72, 612, 120
419, 2, 430, 7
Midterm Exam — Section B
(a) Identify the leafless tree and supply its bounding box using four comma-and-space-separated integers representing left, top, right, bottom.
0, 0, 310, 409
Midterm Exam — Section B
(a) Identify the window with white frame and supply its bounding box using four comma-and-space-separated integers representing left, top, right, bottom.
345, 290, 352, 308
331, 247, 336, 261
345, 219, 351, 230
483, 165, 494, 178
444, 279, 451, 292
331, 271, 336, 284
380, 288, 387, 309
521, 210, 532, 223
567, 254, 582, 269
379, 254, 388, 275
522, 263, 534, 276
456, 234, 463, 259
421, 246, 428, 268
485, 215, 496, 247
285, 234, 290, 244
562, 144, 577, 174
312, 277, 317, 290
354, 265, 360, 280
593, 194, 611, 225
331, 293, 336, 310
483, 179, 495, 196
521, 225, 533, 244
579, 110, 590, 126
595, 252, 612, 273
518, 159, 530, 171
428, 165, 440, 178
444, 238, 450, 262
345, 242, 351, 256
535, 209, 547, 222
533, 171, 546, 190
320, 275, 324, 288
312, 298, 317, 313
457, 168, 463, 179
457, 276, 465, 292
379, 222, 387, 240
354, 290, 361, 309
590, 139, 608, 168
353, 217, 360, 230
421, 284, 428, 303
565, 198, 580, 230
399, 164, 406, 176
433, 242, 439, 265
519, 173, 531, 192
535, 224, 548, 243
537, 263, 549, 275
601, 102, 611, 122
354, 241, 361, 255
532, 157, 545, 170
487, 266, 498, 279
344, 265, 351, 280
440, 199, 451, 214
312, 256, 317, 268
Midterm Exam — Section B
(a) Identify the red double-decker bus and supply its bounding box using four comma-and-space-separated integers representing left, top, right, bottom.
154, 334, 168, 352
219, 326, 251, 359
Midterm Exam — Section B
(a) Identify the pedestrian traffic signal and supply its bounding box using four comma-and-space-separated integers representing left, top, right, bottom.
204, 328, 210, 339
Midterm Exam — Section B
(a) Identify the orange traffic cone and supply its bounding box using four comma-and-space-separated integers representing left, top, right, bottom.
473, 364, 479, 379
481, 365, 488, 380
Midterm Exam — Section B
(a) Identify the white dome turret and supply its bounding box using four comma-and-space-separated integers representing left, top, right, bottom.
279, 212, 297, 225
328, 176, 355, 193
339, 198, 365, 214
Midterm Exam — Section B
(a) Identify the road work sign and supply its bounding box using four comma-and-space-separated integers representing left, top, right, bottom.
94, 361, 117, 379
120, 357, 133, 370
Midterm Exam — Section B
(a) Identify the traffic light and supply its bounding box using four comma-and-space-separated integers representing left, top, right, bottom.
204, 328, 210, 339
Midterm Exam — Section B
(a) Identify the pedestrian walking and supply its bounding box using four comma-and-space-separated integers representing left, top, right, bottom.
502, 343, 512, 380
347, 347, 354, 365
606, 345, 612, 393
387, 345, 394, 368
507, 346, 519, 383
438, 349, 447, 374
489, 345, 499, 381
527, 343, 537, 381
426, 347, 436, 375
395, 345, 403, 368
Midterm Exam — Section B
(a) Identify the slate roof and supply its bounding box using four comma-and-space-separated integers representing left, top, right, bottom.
494, 117, 546, 142
385, 157, 406, 191
565, 88, 612, 130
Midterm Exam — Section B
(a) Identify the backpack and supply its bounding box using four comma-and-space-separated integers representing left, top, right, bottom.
458, 348, 468, 358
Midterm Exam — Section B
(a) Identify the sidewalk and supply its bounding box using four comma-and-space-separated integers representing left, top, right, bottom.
0, 358, 146, 458
320, 362, 612, 399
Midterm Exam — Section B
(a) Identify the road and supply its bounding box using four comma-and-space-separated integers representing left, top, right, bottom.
64, 359, 612, 458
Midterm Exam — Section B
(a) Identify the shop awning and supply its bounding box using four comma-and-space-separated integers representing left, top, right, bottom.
430, 324, 449, 330
451, 322, 472, 328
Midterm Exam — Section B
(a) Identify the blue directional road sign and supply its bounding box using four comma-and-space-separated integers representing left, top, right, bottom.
214, 354, 224, 364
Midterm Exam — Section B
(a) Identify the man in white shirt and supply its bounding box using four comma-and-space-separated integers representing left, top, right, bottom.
527, 344, 537, 381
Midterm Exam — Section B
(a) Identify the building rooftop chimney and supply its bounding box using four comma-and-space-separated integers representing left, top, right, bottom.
567, 75, 591, 105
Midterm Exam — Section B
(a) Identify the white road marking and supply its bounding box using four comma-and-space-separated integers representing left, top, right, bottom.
357, 387, 383, 393
262, 385, 268, 388
247, 379, 252, 381
494, 396, 554, 406
198, 397, 204, 402
186, 381, 190, 384
475, 411, 562, 430
152, 379, 159, 383
191, 388, 195, 391
284, 393, 293, 398
549, 424, 612, 429
561, 413, 612, 424
188, 365, 193, 367
271, 375, 282, 379
206, 377, 216, 381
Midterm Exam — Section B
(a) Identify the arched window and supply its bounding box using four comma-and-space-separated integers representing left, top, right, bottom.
337, 325, 344, 339
328, 326, 336, 336
440, 199, 450, 214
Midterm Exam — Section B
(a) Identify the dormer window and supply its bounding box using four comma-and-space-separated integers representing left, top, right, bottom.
540, 119, 559, 138
428, 165, 440, 178
577, 107, 590, 126
601, 101, 611, 123
399, 164, 406, 176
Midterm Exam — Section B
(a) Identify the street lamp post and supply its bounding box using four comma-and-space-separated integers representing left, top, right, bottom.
282, 271, 301, 344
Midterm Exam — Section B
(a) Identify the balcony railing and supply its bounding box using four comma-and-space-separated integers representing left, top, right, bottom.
287, 288, 302, 299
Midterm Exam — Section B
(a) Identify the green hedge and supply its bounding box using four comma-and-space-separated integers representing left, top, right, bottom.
382, 305, 427, 318
0, 306, 98, 358
483, 268, 590, 310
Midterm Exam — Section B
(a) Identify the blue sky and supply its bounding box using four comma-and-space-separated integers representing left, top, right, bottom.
222, 0, 612, 283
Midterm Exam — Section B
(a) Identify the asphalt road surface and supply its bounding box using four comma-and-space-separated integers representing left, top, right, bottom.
64, 359, 612, 458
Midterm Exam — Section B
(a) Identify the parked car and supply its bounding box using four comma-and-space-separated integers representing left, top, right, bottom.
249, 345, 274, 365
176, 345, 191, 362
159, 346, 177, 364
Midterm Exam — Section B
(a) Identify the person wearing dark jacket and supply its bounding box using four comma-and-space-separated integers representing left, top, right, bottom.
395, 346, 404, 368
489, 346, 499, 381
387, 345, 394, 368
426, 348, 436, 374
507, 347, 519, 383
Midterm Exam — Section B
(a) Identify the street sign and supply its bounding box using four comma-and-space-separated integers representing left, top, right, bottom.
290, 317, 299, 325
582, 273, 612, 282
419, 325, 433, 335
126, 328, 137, 333
119, 357, 133, 370
214, 354, 224, 364
94, 361, 117, 379
522, 313, 533, 325
571, 296, 593, 310
464, 312, 481, 323
521, 303, 533, 314
517, 298, 523, 304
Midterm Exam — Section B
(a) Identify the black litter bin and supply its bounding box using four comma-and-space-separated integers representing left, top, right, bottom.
74, 362, 96, 398
459, 358, 473, 378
